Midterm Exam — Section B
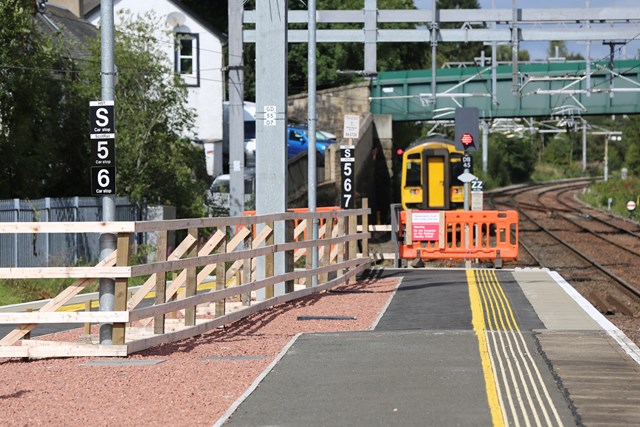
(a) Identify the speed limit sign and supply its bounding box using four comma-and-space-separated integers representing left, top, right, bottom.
90, 100, 116, 196
340, 146, 355, 209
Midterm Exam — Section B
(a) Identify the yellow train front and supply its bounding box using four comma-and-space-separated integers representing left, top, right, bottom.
400, 137, 466, 210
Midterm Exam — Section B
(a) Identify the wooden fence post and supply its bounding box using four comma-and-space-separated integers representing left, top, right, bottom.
113, 233, 130, 345
265, 221, 274, 299
320, 214, 332, 283
154, 231, 168, 334
337, 216, 345, 277
305, 218, 312, 288
215, 227, 227, 318
185, 228, 198, 326
242, 229, 252, 306
285, 219, 294, 293
348, 214, 357, 284
84, 301, 92, 335
362, 198, 369, 258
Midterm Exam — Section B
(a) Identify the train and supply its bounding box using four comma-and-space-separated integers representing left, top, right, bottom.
399, 137, 468, 211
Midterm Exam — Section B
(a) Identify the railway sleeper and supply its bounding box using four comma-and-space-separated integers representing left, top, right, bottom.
606, 295, 635, 317
589, 292, 615, 315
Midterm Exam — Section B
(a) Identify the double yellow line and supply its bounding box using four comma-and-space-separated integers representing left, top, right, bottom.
467, 269, 507, 427
468, 269, 564, 427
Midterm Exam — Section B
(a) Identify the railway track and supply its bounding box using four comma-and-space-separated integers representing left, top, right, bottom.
490, 180, 640, 348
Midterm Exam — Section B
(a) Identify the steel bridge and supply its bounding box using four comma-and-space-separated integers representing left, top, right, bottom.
370, 59, 640, 121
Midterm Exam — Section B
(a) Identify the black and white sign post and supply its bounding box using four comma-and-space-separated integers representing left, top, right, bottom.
340, 146, 355, 209
90, 100, 116, 195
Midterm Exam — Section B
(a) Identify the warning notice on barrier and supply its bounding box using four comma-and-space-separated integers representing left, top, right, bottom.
411, 210, 440, 241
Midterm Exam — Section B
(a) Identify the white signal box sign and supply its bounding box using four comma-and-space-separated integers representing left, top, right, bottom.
343, 115, 360, 139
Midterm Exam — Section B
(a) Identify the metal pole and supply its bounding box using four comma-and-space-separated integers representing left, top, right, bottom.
430, 0, 438, 104
604, 136, 609, 182
99, 0, 116, 345
491, 0, 498, 105
229, 0, 245, 218
511, 0, 519, 95
308, 0, 319, 286
582, 121, 587, 171
482, 120, 489, 173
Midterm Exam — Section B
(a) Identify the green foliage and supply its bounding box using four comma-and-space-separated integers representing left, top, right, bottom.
74, 11, 206, 217
483, 134, 536, 187
581, 177, 640, 218
0, 0, 89, 198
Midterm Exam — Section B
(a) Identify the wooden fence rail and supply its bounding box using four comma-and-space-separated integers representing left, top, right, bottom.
0, 207, 370, 359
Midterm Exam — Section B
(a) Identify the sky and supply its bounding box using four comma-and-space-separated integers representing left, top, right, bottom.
413, 0, 640, 61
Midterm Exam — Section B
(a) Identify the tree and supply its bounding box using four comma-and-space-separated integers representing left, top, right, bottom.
75, 11, 206, 217
496, 45, 530, 62
547, 40, 584, 61
0, 0, 89, 199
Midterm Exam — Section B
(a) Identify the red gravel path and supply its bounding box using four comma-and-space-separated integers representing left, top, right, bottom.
0, 277, 400, 427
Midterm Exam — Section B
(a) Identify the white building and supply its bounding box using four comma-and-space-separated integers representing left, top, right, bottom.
49, 0, 226, 175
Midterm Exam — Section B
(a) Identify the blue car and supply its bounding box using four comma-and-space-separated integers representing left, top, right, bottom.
287, 126, 336, 158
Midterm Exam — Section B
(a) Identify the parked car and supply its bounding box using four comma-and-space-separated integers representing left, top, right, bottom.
205, 169, 255, 216
287, 126, 337, 158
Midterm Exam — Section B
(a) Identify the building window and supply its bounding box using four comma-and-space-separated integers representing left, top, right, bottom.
175, 32, 199, 86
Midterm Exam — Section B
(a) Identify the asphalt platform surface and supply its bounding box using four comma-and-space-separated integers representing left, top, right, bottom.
219, 269, 595, 426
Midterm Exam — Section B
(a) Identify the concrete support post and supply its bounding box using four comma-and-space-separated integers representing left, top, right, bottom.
255, 0, 288, 300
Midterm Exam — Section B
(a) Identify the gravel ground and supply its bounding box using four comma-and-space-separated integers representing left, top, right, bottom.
0, 277, 400, 427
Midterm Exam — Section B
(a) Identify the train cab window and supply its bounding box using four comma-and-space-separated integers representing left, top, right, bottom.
451, 159, 466, 184
405, 161, 421, 186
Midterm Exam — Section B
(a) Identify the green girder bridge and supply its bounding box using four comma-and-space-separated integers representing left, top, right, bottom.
370, 60, 640, 121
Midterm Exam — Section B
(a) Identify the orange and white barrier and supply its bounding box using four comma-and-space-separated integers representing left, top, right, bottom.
397, 209, 519, 263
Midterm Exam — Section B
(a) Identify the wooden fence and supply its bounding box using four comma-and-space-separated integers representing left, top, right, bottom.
0, 207, 370, 359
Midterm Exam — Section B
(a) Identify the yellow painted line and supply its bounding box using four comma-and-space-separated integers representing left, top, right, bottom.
467, 269, 506, 427
56, 281, 218, 313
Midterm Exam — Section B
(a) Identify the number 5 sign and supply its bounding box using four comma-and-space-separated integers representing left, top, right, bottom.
340, 146, 355, 209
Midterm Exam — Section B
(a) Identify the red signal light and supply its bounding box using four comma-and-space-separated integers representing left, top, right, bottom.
461, 133, 474, 147
396, 148, 404, 155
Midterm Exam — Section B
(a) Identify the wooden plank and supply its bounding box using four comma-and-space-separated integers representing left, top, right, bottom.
0, 341, 128, 358
113, 233, 131, 345
128, 231, 187, 312
0, 252, 117, 346
128, 258, 369, 322
0, 221, 136, 234
265, 221, 274, 299
215, 231, 227, 318
0, 311, 129, 324
0, 266, 130, 279
163, 230, 225, 303
362, 198, 369, 258
126, 261, 369, 356
320, 216, 332, 283
357, 224, 392, 232
348, 215, 358, 284
185, 228, 198, 326
242, 232, 252, 306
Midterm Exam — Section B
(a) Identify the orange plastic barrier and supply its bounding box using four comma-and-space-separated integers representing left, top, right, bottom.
398, 210, 518, 262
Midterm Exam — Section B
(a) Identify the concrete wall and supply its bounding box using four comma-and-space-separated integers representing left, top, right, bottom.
288, 82, 394, 222
288, 82, 372, 140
